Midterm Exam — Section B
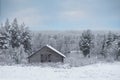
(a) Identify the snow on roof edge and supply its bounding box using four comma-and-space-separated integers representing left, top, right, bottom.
46, 44, 66, 57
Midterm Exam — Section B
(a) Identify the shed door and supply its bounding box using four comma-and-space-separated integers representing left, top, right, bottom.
41, 54, 47, 62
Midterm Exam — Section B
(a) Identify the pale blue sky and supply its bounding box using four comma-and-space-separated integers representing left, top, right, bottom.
0, 0, 120, 31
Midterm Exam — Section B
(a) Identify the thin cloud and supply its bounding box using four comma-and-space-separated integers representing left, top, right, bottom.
11, 0, 30, 3
8, 8, 45, 27
60, 10, 87, 21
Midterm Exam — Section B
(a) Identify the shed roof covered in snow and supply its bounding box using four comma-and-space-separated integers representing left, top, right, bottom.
46, 45, 66, 57
29, 45, 66, 58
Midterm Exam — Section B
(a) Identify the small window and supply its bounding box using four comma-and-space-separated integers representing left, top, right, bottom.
48, 54, 51, 62
48, 60, 51, 62
48, 54, 51, 58
41, 60, 43, 62
41, 54, 43, 58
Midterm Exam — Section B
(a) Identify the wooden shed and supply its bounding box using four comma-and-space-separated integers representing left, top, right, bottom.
28, 45, 66, 63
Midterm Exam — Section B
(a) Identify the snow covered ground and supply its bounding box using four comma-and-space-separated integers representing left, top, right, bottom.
0, 62, 120, 80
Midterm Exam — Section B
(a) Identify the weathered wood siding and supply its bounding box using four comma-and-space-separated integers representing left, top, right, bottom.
28, 46, 64, 63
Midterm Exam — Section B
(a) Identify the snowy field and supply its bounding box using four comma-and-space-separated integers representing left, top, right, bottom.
0, 62, 120, 80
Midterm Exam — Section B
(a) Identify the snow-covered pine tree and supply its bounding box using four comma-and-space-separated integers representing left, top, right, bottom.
79, 30, 94, 57
0, 18, 32, 64
19, 23, 32, 54
10, 18, 21, 48
9, 45, 27, 64
106, 32, 115, 47
101, 32, 116, 59
0, 19, 11, 49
